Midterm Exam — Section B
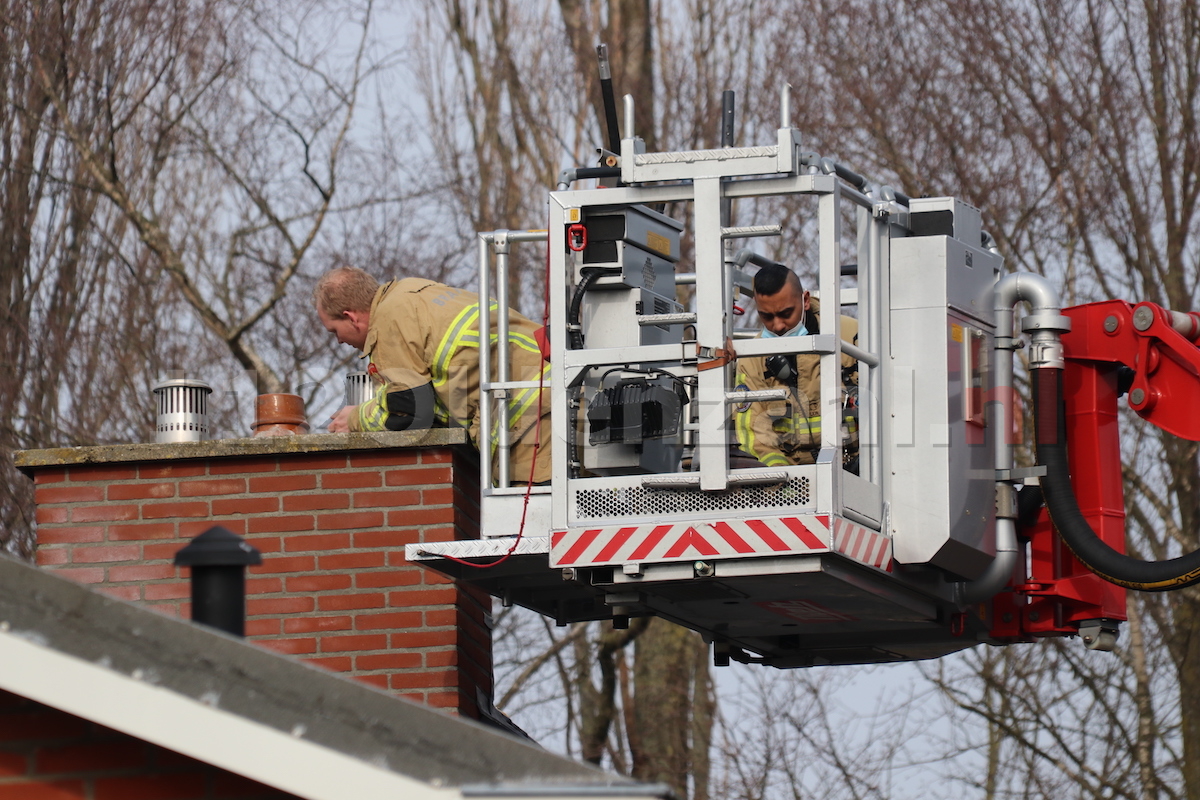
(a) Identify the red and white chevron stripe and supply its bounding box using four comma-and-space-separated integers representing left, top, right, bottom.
832, 517, 892, 571
550, 515, 831, 568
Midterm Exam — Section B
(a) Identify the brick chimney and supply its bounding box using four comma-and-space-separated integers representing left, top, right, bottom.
15, 430, 492, 720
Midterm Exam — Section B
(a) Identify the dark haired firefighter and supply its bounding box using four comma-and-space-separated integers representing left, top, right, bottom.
734, 265, 859, 469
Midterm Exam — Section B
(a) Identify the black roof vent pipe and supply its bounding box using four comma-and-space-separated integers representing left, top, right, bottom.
174, 525, 262, 637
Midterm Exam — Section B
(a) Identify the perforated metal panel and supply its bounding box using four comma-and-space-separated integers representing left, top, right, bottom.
573, 477, 811, 521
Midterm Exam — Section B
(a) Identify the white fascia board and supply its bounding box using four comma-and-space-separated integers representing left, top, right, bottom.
0, 629, 459, 800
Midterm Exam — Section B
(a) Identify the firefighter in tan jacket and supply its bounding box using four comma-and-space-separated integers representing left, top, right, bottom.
734, 265, 858, 468
315, 266, 551, 483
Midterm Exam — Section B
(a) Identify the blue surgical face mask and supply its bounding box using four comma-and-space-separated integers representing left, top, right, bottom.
762, 321, 809, 338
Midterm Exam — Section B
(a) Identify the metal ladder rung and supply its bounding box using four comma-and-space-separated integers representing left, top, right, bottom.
634, 145, 779, 166
726, 389, 788, 404
722, 225, 783, 240
641, 470, 790, 490
638, 313, 697, 327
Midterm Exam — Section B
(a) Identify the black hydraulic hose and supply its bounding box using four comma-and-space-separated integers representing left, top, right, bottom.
574, 167, 621, 182
597, 44, 621, 152
833, 162, 869, 193
1034, 367, 1200, 591
568, 268, 606, 349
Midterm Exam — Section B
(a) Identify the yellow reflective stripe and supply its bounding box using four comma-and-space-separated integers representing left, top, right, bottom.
434, 302, 538, 382
771, 416, 821, 433
492, 377, 542, 471
507, 330, 539, 352
433, 300, 543, 434
508, 363, 551, 422
733, 371, 759, 457
355, 385, 390, 431
734, 372, 823, 464
434, 396, 450, 424
489, 368, 551, 448
735, 399, 755, 452
736, 404, 789, 467
734, 392, 776, 463
477, 330, 538, 352
432, 304, 481, 387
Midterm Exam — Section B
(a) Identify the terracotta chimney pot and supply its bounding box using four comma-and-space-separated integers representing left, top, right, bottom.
253, 393, 308, 436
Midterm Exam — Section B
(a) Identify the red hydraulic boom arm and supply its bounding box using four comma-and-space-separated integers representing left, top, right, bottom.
991, 299, 1200, 644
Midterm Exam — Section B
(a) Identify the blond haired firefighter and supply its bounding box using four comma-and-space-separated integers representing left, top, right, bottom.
735, 265, 859, 469
315, 266, 551, 483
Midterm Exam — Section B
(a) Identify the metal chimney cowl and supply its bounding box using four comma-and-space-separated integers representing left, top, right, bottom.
344, 371, 372, 407
153, 378, 213, 443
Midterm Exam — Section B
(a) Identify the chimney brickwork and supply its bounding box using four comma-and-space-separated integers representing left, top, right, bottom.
17, 432, 492, 719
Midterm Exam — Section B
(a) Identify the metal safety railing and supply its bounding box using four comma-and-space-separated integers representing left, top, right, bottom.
476, 229, 551, 495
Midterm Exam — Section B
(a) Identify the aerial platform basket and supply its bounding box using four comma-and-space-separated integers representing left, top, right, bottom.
412, 89, 1125, 667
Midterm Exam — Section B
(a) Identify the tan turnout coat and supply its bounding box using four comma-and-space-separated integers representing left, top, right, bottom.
350, 278, 551, 483
734, 299, 859, 467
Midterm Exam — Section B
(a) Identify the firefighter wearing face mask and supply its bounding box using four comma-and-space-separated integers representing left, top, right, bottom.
734, 265, 859, 468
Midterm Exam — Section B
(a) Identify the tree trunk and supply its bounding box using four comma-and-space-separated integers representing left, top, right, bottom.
631, 618, 711, 799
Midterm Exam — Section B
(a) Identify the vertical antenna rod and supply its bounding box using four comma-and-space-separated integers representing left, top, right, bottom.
720, 91, 735, 228
721, 90, 736, 147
